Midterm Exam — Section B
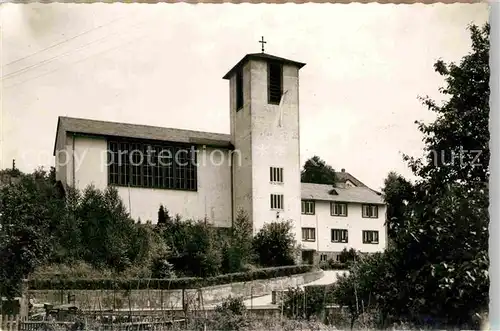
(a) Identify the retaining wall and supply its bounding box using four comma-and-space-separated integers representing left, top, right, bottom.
28, 270, 323, 310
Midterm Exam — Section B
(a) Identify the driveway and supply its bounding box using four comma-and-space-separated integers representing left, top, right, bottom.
243, 270, 349, 307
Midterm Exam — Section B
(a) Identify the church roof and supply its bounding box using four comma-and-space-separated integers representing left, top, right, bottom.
301, 182, 385, 205
53, 116, 232, 155
222, 53, 306, 80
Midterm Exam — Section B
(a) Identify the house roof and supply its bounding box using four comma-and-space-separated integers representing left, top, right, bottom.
335, 171, 367, 187
53, 116, 233, 155
222, 53, 306, 80
301, 182, 385, 205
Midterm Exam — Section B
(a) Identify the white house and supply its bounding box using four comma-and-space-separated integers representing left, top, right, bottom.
53, 51, 387, 264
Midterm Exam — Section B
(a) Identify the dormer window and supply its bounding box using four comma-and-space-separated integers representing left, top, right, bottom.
236, 69, 243, 111
268, 62, 283, 104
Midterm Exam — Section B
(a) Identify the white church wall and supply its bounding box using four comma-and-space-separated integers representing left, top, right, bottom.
230, 61, 254, 227
300, 200, 387, 255
72, 135, 108, 190
248, 60, 302, 240
64, 135, 232, 226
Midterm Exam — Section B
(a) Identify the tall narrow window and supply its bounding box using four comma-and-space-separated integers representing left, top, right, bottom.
268, 62, 283, 104
270, 167, 283, 183
236, 69, 243, 110
270, 194, 284, 210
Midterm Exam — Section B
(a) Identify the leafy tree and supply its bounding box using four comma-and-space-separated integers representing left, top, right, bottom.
381, 172, 414, 242
252, 220, 296, 267
394, 23, 490, 326
334, 23, 490, 329
0, 168, 61, 298
300, 156, 337, 185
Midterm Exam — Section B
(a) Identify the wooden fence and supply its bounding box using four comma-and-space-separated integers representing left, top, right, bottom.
0, 315, 21, 331
1, 314, 187, 331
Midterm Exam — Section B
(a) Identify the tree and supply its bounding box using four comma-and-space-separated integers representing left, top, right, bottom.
334, 23, 490, 329
381, 172, 414, 242
300, 156, 337, 185
223, 209, 254, 273
395, 23, 490, 326
0, 168, 61, 298
252, 220, 296, 267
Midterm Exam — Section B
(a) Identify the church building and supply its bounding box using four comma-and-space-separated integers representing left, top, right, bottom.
53, 47, 387, 264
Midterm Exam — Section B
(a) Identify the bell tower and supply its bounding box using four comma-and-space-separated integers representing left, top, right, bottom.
223, 41, 306, 239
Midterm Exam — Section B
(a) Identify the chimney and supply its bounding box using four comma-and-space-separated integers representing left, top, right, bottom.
341, 168, 345, 172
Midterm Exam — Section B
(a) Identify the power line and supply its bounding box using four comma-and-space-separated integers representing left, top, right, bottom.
2, 19, 146, 81
3, 15, 127, 68
4, 31, 148, 90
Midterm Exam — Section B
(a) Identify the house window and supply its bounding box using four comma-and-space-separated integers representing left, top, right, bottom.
236, 69, 243, 110
302, 227, 316, 241
320, 254, 327, 262
268, 62, 283, 104
270, 194, 284, 210
362, 230, 379, 244
270, 167, 283, 183
331, 229, 348, 243
330, 202, 347, 217
362, 204, 378, 218
301, 200, 315, 215
107, 140, 197, 191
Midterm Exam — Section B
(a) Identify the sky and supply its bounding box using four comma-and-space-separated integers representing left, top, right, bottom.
0, 3, 489, 190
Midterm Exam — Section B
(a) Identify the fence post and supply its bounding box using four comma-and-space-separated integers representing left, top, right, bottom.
14, 314, 19, 331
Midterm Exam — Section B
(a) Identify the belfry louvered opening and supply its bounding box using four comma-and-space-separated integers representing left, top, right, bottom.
268, 62, 283, 104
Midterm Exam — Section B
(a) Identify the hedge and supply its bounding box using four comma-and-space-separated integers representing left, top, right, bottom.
28, 264, 314, 291
318, 261, 348, 270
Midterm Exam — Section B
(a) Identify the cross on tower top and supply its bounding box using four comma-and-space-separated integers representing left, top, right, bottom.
259, 36, 267, 53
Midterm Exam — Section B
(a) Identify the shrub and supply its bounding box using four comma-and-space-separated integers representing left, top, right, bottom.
213, 296, 249, 331
151, 257, 176, 279
29, 265, 313, 290
161, 217, 222, 277
319, 258, 348, 270
338, 248, 359, 265
252, 220, 296, 267
282, 285, 335, 320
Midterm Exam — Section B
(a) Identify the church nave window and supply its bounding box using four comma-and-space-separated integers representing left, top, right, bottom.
268, 62, 283, 104
107, 140, 197, 191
